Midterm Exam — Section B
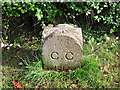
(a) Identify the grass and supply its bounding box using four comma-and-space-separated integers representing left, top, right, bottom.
1, 35, 120, 88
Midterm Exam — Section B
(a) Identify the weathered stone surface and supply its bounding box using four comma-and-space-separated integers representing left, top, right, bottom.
42, 24, 83, 70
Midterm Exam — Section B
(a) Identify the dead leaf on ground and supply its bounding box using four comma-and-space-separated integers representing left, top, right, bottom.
42, 81, 46, 85
12, 81, 22, 88
104, 64, 106, 67
16, 83, 22, 88
71, 84, 77, 88
38, 78, 41, 81
2, 47, 4, 53
35, 85, 42, 89
68, 70, 71, 72
12, 81, 18, 86
0, 62, 2, 65
16, 51, 20, 55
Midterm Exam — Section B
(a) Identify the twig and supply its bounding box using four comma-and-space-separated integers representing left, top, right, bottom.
33, 22, 40, 26
17, 23, 25, 28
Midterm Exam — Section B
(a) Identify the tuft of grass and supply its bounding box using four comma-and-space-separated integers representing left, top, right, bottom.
17, 54, 102, 88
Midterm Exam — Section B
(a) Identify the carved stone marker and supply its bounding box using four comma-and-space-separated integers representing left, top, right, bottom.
42, 24, 83, 70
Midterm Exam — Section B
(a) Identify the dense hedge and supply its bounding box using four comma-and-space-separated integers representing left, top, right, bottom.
2, 2, 120, 43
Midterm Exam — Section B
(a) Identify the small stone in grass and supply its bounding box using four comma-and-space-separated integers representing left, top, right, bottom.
103, 74, 108, 77
116, 37, 119, 40
84, 85, 88, 88
18, 62, 23, 65
105, 36, 110, 42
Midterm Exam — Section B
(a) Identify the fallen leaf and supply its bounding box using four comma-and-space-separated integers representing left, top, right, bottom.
90, 86, 93, 88
38, 78, 41, 81
48, 24, 54, 27
68, 70, 71, 72
0, 62, 2, 65
12, 81, 22, 88
16, 84, 22, 88
104, 64, 106, 67
12, 81, 18, 86
16, 51, 19, 55
42, 81, 46, 85
35, 85, 42, 88
2, 47, 4, 53
71, 84, 77, 88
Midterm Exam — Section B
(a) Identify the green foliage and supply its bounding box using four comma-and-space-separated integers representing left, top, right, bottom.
2, 2, 119, 38
89, 2, 120, 33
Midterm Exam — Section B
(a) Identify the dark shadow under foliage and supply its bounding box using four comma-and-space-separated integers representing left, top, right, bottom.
2, 2, 120, 44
